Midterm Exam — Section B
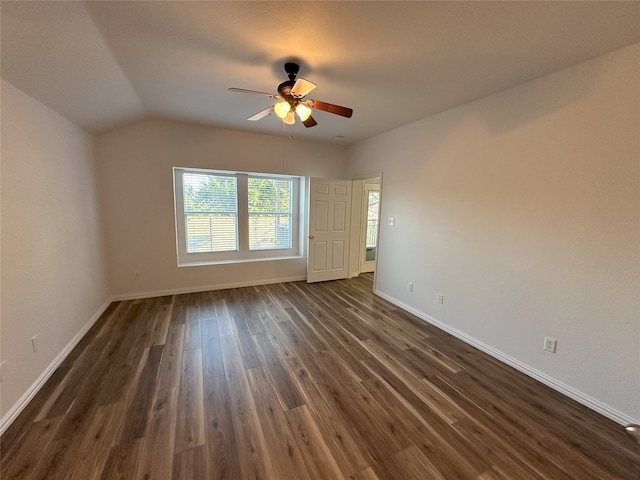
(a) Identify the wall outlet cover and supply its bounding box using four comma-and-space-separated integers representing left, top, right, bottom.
544, 337, 557, 353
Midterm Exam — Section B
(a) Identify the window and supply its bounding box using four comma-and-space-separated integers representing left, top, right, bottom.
183, 172, 238, 253
174, 168, 303, 266
248, 177, 293, 251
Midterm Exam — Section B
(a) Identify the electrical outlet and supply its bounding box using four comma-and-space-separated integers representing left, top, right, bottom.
544, 337, 557, 353
388, 217, 395, 227
408, 282, 414, 292
0, 361, 6, 382
32, 335, 39, 353
437, 294, 444, 304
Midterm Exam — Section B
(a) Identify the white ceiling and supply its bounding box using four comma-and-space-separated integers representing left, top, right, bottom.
2, 1, 639, 144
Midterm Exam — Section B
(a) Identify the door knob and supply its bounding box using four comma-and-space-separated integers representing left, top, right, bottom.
308, 235, 315, 239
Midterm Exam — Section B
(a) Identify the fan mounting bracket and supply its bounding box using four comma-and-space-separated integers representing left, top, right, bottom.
284, 62, 300, 81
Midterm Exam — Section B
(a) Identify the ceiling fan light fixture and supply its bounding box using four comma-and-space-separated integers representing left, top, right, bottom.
283, 111, 296, 125
295, 103, 312, 121
274, 101, 291, 119
230, 62, 353, 129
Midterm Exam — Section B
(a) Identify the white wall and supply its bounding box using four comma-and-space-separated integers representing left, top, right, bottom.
346, 44, 640, 423
0, 80, 110, 423
96, 120, 347, 298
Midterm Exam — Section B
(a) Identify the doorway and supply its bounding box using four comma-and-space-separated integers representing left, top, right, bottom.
348, 176, 381, 277
360, 181, 381, 273
307, 176, 382, 283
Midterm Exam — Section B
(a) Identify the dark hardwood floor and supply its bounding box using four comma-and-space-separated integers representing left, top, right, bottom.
1, 274, 638, 479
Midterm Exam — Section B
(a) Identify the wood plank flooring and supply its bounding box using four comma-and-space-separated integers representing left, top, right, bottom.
2, 275, 639, 479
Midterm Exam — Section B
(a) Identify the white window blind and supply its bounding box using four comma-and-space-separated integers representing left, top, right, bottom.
182, 173, 238, 253
248, 177, 293, 250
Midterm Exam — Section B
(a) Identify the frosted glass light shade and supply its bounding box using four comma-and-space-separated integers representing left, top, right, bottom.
295, 103, 312, 121
283, 111, 295, 125
274, 101, 291, 119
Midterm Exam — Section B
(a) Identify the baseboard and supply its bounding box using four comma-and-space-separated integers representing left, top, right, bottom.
112, 275, 307, 301
0, 299, 113, 436
374, 289, 638, 426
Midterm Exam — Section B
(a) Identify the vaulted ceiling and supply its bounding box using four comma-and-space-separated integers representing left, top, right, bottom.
2, 1, 639, 144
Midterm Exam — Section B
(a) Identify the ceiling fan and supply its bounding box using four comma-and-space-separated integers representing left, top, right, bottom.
228, 62, 353, 128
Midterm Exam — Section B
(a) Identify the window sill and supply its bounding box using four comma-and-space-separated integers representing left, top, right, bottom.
177, 254, 303, 268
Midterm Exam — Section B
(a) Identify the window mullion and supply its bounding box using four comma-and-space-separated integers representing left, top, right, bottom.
237, 174, 249, 253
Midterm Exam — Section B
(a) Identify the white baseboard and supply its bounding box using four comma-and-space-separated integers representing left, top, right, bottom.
374, 289, 639, 426
0, 299, 113, 436
111, 275, 307, 301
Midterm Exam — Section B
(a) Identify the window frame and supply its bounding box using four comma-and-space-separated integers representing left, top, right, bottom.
173, 167, 304, 266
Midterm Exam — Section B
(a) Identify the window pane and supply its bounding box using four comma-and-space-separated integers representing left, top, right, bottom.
183, 173, 238, 253
248, 177, 293, 250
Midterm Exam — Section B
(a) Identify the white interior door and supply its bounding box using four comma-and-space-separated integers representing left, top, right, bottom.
307, 178, 352, 283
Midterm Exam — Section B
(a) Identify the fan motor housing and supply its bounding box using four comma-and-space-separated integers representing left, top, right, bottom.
277, 80, 297, 103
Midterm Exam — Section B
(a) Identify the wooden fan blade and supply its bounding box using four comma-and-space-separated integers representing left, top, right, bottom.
302, 115, 318, 128
306, 99, 353, 118
248, 106, 273, 121
228, 88, 279, 99
291, 78, 317, 98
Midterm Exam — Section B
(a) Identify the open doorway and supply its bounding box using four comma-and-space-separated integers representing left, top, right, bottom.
360, 181, 381, 273
349, 176, 382, 277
